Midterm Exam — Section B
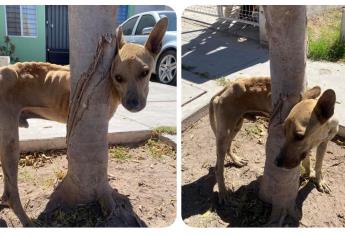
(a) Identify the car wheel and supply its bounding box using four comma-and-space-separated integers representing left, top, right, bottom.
156, 50, 176, 85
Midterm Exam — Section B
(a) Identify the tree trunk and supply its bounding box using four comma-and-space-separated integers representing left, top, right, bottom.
45, 6, 143, 226
259, 6, 307, 226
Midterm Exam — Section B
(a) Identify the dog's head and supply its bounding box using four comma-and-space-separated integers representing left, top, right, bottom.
275, 87, 336, 169
110, 17, 168, 112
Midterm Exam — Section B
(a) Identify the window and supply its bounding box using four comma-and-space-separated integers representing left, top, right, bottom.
5, 5, 37, 37
122, 16, 138, 36
135, 15, 156, 35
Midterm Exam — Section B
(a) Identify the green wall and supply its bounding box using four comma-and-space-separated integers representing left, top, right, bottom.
127, 5, 135, 17
0, 5, 46, 62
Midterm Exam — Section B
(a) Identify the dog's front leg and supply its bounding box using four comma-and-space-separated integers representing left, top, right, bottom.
313, 141, 331, 193
0, 111, 33, 226
301, 151, 313, 178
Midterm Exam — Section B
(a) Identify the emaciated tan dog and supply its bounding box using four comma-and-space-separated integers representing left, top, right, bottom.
0, 17, 168, 226
210, 76, 338, 204
276, 88, 339, 193
209, 76, 272, 204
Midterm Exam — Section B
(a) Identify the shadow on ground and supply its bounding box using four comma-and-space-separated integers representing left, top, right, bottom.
182, 18, 268, 84
182, 167, 317, 227
33, 187, 146, 227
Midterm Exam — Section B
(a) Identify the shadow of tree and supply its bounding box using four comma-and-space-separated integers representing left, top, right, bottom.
0, 218, 7, 227
34, 186, 146, 227
182, 18, 269, 84
182, 167, 316, 227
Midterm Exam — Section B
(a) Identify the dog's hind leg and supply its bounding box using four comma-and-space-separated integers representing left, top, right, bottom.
226, 118, 248, 168
313, 141, 331, 193
0, 110, 33, 226
215, 111, 238, 204
216, 129, 231, 204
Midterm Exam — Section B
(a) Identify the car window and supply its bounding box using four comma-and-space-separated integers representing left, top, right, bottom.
135, 14, 156, 35
122, 16, 138, 35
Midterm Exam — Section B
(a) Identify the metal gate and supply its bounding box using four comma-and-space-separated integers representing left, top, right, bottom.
45, 5, 69, 65
116, 5, 128, 24
185, 5, 259, 26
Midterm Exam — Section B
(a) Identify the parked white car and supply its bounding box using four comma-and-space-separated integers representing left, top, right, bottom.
120, 11, 177, 85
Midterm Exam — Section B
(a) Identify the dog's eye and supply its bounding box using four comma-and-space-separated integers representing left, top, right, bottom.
115, 75, 124, 83
141, 69, 149, 78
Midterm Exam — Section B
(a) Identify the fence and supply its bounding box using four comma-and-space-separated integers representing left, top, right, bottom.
184, 5, 259, 27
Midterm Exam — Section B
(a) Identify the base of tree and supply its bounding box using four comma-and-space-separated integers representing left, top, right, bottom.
35, 181, 145, 227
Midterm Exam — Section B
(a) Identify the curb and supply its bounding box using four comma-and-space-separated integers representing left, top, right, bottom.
20, 130, 152, 152
158, 134, 177, 150
19, 130, 177, 152
182, 102, 210, 132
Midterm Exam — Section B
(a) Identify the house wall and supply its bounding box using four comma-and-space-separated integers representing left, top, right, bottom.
0, 5, 46, 62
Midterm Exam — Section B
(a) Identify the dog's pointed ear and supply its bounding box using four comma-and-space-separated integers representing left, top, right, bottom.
314, 89, 336, 123
145, 17, 168, 56
302, 86, 321, 100
116, 26, 126, 52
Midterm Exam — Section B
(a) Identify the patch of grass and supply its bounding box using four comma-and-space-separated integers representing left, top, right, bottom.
108, 146, 132, 160
216, 77, 229, 87
153, 126, 177, 135
333, 135, 345, 146
35, 203, 106, 227
19, 152, 53, 168
244, 123, 264, 138
145, 138, 175, 159
18, 169, 34, 183
308, 8, 345, 62
228, 190, 271, 226
54, 169, 66, 181
41, 177, 56, 190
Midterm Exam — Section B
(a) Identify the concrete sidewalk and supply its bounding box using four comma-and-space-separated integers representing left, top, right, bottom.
182, 17, 345, 136
19, 81, 176, 151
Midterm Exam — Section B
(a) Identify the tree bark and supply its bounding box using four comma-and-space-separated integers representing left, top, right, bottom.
259, 6, 307, 226
45, 6, 143, 226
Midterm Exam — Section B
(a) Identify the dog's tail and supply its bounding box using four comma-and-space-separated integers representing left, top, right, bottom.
209, 87, 226, 135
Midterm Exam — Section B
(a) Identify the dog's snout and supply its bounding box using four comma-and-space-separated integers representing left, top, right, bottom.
126, 98, 140, 110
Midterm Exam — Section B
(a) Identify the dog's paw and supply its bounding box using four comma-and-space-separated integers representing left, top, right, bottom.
230, 153, 248, 168
315, 179, 331, 194
310, 175, 331, 194
232, 158, 248, 168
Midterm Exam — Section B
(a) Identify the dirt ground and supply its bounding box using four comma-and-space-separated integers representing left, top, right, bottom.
0, 138, 176, 227
182, 115, 345, 227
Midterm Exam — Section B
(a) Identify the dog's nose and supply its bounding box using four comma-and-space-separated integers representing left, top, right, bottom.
126, 98, 140, 111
